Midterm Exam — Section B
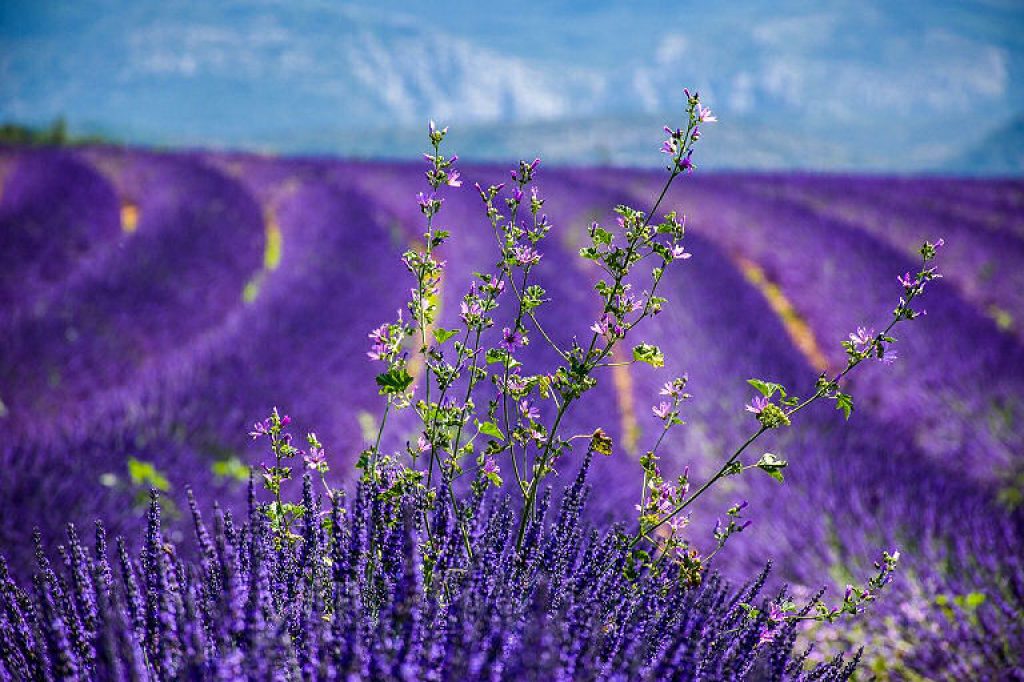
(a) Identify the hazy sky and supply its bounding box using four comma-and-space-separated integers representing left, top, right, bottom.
2, 1, 1022, 171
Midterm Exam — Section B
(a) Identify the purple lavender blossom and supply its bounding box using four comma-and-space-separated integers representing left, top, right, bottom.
0, 469, 862, 680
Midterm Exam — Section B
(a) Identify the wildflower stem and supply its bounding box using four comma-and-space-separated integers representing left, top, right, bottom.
630, 425, 767, 547
516, 398, 571, 550
631, 252, 933, 552
369, 401, 391, 483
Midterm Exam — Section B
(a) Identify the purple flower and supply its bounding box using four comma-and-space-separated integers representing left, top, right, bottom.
512, 245, 541, 266
849, 326, 875, 353
447, 170, 462, 188
511, 187, 524, 203
678, 151, 694, 172
416, 191, 435, 212
484, 275, 505, 294
460, 299, 483, 324
745, 395, 769, 414
499, 327, 524, 352
428, 120, 447, 138
249, 418, 272, 439
590, 313, 623, 339
898, 272, 917, 288
659, 376, 688, 398
757, 626, 778, 646
652, 402, 672, 420
304, 446, 326, 470
500, 370, 528, 395
670, 244, 691, 260
367, 324, 390, 361
519, 400, 540, 421
696, 103, 716, 123
617, 293, 641, 313
482, 457, 500, 476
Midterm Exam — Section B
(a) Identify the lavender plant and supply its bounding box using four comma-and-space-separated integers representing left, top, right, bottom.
0, 90, 949, 680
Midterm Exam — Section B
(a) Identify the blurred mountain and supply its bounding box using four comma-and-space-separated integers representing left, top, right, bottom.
1, 0, 1022, 173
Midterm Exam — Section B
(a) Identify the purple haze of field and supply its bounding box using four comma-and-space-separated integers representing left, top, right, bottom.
0, 135, 1022, 676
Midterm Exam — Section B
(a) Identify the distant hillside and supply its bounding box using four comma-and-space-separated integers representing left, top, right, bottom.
0, 119, 116, 147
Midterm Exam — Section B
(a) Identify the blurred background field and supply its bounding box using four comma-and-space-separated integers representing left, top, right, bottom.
1, 1, 1023, 676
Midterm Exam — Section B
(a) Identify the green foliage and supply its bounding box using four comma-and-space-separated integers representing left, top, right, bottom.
748, 378, 786, 398
433, 327, 459, 344
475, 420, 505, 441
376, 367, 414, 395
632, 343, 665, 368
756, 453, 788, 483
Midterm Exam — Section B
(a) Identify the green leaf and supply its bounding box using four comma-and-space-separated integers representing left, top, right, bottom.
376, 368, 414, 395
835, 392, 854, 420
756, 453, 788, 483
475, 420, 505, 441
433, 327, 459, 344
747, 378, 785, 399
589, 428, 614, 456
485, 348, 506, 364
632, 343, 665, 368
591, 226, 613, 246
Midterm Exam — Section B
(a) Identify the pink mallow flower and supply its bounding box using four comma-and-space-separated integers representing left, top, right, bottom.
696, 103, 716, 123
848, 327, 875, 353
304, 446, 326, 470
512, 245, 541, 266
249, 419, 272, 440
367, 324, 390, 361
898, 272, 918, 288
745, 395, 769, 415
590, 313, 623, 338
500, 327, 524, 352
670, 244, 691, 260
520, 400, 540, 421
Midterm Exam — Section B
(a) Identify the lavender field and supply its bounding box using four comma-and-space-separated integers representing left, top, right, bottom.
1, 144, 1022, 678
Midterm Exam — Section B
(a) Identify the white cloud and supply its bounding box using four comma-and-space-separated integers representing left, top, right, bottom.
656, 36, 688, 64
